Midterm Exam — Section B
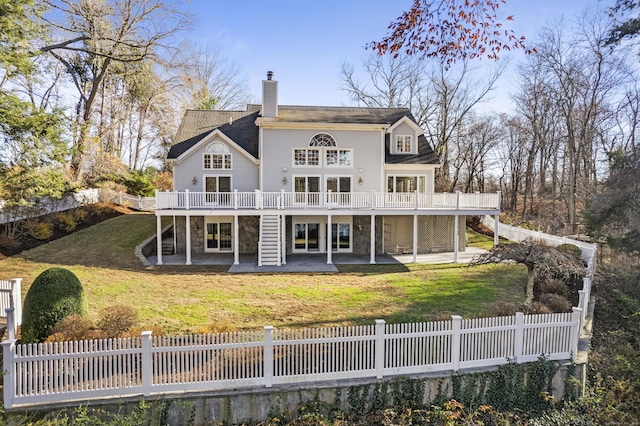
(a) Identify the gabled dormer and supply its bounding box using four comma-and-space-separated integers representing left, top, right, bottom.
386, 116, 423, 155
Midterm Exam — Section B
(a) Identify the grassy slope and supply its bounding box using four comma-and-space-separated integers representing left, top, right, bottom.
0, 214, 527, 334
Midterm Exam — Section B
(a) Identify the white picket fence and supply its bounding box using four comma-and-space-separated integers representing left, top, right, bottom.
1, 310, 581, 409
0, 279, 22, 336
101, 190, 155, 211
0, 219, 596, 409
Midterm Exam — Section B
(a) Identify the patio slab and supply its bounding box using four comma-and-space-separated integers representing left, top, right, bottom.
145, 247, 486, 273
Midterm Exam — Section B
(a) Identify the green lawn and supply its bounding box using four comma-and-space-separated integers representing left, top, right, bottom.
0, 214, 526, 334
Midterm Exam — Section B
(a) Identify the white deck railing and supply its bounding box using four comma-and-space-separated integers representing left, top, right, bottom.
155, 190, 500, 211
2, 310, 580, 409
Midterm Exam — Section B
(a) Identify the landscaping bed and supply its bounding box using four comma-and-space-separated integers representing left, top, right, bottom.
0, 203, 131, 259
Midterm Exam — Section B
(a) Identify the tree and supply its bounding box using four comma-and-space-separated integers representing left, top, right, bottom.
369, 0, 533, 68
342, 54, 503, 190
40, 0, 190, 180
175, 45, 251, 111
473, 242, 585, 309
585, 150, 640, 254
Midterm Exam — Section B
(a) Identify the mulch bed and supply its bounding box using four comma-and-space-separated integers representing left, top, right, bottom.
0, 203, 131, 259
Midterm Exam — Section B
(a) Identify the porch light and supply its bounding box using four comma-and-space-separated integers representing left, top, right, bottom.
283, 176, 288, 185
358, 177, 363, 185
192, 176, 197, 185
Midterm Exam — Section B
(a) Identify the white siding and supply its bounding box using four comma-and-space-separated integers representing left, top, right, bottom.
173, 136, 258, 192
261, 128, 384, 192
389, 122, 418, 154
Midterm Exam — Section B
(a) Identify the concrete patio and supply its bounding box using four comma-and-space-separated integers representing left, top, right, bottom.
145, 247, 487, 273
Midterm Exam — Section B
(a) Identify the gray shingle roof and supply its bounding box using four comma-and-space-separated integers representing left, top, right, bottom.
168, 104, 439, 165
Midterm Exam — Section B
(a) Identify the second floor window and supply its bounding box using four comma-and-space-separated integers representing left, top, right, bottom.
325, 149, 352, 167
203, 142, 232, 169
294, 148, 320, 166
396, 135, 413, 153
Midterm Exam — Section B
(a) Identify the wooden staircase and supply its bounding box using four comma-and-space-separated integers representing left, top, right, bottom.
259, 215, 281, 266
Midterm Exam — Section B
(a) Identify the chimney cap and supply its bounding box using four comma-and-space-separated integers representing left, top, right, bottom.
267, 71, 274, 80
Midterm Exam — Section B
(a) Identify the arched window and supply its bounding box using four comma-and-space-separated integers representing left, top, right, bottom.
309, 133, 336, 147
203, 142, 232, 169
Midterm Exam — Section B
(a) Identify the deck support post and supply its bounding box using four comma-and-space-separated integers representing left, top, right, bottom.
370, 214, 376, 264
281, 214, 287, 265
156, 215, 163, 265
234, 215, 239, 265
413, 214, 418, 263
185, 215, 192, 265
326, 215, 332, 264
494, 214, 500, 247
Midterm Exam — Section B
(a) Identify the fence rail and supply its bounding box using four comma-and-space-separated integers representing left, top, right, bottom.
2, 310, 580, 409
155, 190, 500, 212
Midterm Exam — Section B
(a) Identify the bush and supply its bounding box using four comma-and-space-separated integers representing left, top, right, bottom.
539, 278, 569, 298
46, 315, 97, 342
72, 207, 87, 222
556, 244, 582, 260
25, 220, 54, 240
487, 301, 518, 317
97, 305, 139, 338
539, 293, 572, 313
56, 212, 77, 232
21, 268, 88, 343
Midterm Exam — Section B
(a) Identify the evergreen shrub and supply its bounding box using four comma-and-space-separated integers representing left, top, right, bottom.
21, 268, 88, 343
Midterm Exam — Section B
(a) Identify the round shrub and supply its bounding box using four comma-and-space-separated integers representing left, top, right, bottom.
539, 293, 572, 313
21, 268, 88, 343
97, 305, 139, 338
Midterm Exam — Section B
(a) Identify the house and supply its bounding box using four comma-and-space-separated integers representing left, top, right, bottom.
154, 72, 501, 266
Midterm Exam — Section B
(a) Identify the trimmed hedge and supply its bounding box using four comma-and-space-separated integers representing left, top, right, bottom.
21, 268, 88, 343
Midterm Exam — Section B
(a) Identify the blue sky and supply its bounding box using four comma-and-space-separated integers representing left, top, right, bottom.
185, 0, 611, 113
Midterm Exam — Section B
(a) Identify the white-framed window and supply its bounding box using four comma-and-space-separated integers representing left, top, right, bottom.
325, 149, 352, 167
203, 142, 232, 169
293, 148, 321, 167
387, 175, 426, 193
395, 135, 413, 153
309, 133, 336, 147
204, 219, 233, 252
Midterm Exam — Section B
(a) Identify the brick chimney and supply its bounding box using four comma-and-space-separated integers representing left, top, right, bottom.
262, 71, 278, 118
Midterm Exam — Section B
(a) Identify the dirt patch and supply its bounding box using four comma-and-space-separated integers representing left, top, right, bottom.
0, 203, 132, 259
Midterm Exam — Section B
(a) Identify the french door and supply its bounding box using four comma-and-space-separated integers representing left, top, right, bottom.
294, 176, 321, 206
293, 221, 352, 253
294, 223, 320, 252
205, 221, 232, 252
204, 176, 231, 206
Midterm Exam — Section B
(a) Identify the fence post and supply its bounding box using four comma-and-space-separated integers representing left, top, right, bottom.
5, 307, 15, 340
141, 331, 153, 396
451, 315, 462, 371
2, 337, 16, 409
280, 189, 285, 210
577, 290, 586, 329
514, 312, 524, 362
264, 326, 274, 388
375, 319, 385, 379
371, 190, 376, 210
11, 278, 21, 326
185, 189, 190, 210
570, 308, 583, 355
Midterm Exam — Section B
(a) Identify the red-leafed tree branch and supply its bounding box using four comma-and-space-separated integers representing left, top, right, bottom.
369, 0, 534, 67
